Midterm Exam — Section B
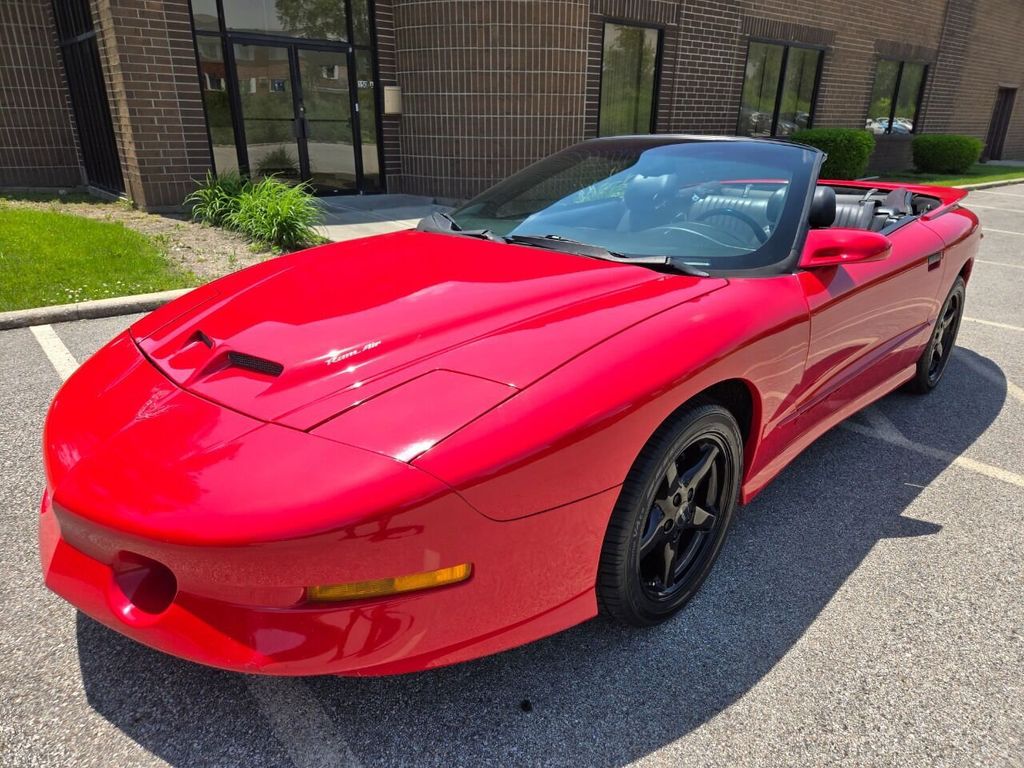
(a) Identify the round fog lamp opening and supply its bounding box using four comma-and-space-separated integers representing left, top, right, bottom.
306, 563, 473, 603
111, 552, 178, 615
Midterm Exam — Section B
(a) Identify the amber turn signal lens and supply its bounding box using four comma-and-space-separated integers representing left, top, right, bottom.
305, 562, 473, 602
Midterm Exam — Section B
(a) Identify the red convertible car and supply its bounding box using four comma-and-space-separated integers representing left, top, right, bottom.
40, 136, 978, 676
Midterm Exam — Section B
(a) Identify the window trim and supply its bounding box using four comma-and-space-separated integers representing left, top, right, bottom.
596, 19, 664, 137
868, 58, 929, 135
736, 38, 826, 138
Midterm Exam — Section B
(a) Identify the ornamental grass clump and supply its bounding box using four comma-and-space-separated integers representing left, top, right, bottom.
184, 170, 247, 228
226, 176, 321, 252
185, 172, 322, 252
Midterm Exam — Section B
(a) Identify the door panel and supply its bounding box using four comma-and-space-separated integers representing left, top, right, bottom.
794, 223, 947, 431
297, 48, 358, 192
233, 43, 302, 182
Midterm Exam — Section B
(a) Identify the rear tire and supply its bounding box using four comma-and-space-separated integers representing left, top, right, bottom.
597, 402, 742, 627
907, 276, 965, 394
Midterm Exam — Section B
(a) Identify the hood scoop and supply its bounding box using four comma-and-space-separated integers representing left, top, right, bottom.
182, 330, 284, 379
225, 351, 284, 377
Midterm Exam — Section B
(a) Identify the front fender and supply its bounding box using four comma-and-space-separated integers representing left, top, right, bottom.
414, 276, 810, 520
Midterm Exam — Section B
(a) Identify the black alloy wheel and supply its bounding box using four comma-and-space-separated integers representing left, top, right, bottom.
908, 276, 966, 394
598, 402, 742, 626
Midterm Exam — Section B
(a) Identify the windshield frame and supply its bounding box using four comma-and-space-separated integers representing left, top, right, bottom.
446, 135, 824, 278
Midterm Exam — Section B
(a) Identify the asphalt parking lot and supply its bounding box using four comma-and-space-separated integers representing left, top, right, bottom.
2, 184, 1023, 767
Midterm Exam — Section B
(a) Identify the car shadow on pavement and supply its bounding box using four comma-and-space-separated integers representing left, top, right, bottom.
76, 349, 1008, 767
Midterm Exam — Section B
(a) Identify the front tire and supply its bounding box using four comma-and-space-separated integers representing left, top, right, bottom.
597, 402, 742, 627
907, 276, 965, 394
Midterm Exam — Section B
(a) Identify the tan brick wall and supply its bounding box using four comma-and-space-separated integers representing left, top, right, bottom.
90, 0, 211, 210
929, 0, 1024, 159
0, 0, 82, 188
390, 0, 590, 199
384, 0, 956, 196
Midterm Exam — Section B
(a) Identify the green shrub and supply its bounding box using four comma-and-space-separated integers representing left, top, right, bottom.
789, 128, 876, 179
226, 176, 321, 251
912, 134, 984, 174
184, 170, 247, 227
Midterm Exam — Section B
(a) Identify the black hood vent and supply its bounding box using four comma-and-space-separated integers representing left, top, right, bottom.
227, 351, 284, 377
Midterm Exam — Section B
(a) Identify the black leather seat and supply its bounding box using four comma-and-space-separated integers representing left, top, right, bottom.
687, 189, 776, 241
832, 194, 877, 230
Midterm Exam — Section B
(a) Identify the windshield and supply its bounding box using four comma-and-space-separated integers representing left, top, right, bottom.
448, 137, 821, 273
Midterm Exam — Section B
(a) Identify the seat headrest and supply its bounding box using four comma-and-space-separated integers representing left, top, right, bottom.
624, 174, 676, 210
883, 187, 913, 215
809, 186, 836, 228
767, 187, 787, 222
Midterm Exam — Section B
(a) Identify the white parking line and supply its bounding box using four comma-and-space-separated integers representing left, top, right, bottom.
968, 203, 1024, 212
973, 189, 1024, 198
963, 316, 1024, 332
959, 353, 1024, 405
982, 227, 1024, 237
29, 325, 363, 768
248, 678, 363, 768
29, 325, 79, 381
841, 421, 1024, 489
976, 259, 1024, 270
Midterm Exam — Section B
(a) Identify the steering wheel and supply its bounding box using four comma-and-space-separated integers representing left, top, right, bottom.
691, 208, 768, 244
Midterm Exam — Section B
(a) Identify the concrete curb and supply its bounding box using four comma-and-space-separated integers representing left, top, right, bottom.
0, 288, 190, 331
955, 178, 1024, 191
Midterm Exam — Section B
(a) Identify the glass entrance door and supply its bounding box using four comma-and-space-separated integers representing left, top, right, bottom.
231, 40, 370, 193
233, 43, 303, 182
296, 48, 357, 191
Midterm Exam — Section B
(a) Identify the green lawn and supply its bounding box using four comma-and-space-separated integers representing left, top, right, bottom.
0, 208, 197, 312
879, 164, 1024, 187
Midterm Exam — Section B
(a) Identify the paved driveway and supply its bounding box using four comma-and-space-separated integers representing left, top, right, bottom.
2, 185, 1023, 767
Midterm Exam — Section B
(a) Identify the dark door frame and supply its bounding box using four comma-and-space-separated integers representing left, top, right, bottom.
51, 0, 125, 194
983, 87, 1017, 162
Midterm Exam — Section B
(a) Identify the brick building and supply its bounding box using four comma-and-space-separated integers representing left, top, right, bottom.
1, 0, 1022, 209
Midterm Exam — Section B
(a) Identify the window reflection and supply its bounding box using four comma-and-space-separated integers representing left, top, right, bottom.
866, 59, 926, 134
599, 23, 660, 136
196, 37, 239, 173
738, 42, 821, 137
221, 0, 348, 41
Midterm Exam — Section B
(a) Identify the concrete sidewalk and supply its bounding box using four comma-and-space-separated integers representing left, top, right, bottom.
317, 193, 452, 242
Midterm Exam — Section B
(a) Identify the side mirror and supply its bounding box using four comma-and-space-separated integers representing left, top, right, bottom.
799, 228, 891, 269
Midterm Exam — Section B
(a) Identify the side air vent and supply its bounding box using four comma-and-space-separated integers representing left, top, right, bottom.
227, 351, 284, 377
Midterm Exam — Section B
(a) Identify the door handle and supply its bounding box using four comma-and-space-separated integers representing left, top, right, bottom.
927, 251, 943, 271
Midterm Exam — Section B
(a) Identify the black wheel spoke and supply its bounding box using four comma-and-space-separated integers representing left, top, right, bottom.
661, 539, 679, 588
664, 459, 678, 489
639, 506, 669, 558
681, 444, 719, 489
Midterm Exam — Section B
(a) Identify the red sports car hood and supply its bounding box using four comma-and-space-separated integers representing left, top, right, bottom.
132, 230, 725, 428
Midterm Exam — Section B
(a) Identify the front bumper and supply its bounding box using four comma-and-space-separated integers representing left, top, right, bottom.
39, 330, 608, 675
39, 489, 605, 676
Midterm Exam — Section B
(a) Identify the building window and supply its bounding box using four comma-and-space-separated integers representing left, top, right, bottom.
867, 60, 926, 134
598, 23, 660, 136
738, 41, 822, 137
